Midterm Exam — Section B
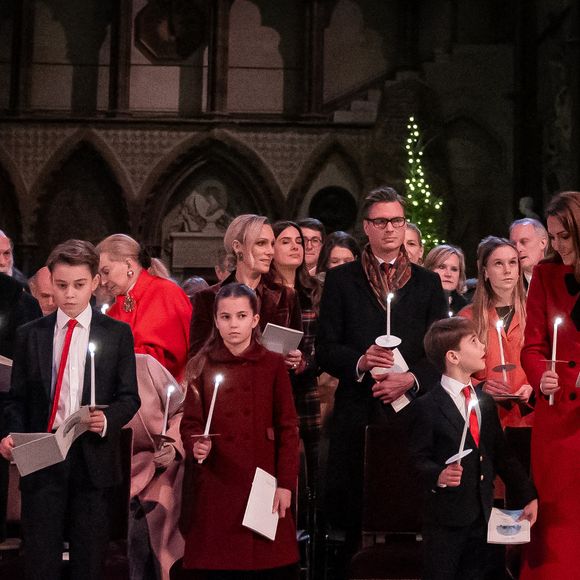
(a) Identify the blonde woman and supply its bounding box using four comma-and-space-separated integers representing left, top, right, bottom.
458, 236, 533, 428
424, 244, 468, 315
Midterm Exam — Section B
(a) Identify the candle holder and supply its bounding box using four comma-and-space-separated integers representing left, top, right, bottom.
152, 433, 176, 451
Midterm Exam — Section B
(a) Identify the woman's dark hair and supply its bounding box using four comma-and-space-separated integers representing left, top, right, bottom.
186, 283, 260, 379
316, 231, 361, 274
546, 191, 580, 282
271, 220, 322, 312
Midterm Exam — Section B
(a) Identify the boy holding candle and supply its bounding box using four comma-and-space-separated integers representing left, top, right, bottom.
410, 317, 537, 580
0, 239, 140, 580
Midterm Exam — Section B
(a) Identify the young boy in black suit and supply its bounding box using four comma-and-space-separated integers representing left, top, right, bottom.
0, 239, 140, 580
410, 317, 537, 580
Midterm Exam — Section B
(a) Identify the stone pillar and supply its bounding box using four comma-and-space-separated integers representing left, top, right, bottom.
207, 0, 232, 114
302, 0, 324, 115
108, 0, 132, 115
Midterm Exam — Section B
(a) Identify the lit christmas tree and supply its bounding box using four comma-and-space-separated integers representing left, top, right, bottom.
404, 116, 445, 250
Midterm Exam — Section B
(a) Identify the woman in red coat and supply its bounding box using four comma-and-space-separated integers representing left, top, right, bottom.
97, 234, 192, 380
181, 283, 299, 579
520, 192, 580, 579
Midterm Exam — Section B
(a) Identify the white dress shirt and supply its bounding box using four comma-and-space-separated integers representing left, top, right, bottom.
52, 305, 92, 429
440, 374, 481, 424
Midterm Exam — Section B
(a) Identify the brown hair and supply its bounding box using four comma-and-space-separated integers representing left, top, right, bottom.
186, 283, 261, 380
470, 236, 526, 344
46, 239, 99, 277
424, 244, 467, 294
360, 186, 406, 219
546, 191, 580, 282
424, 317, 478, 374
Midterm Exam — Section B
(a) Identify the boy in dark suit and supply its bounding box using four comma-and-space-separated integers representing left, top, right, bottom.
411, 317, 537, 580
0, 239, 140, 580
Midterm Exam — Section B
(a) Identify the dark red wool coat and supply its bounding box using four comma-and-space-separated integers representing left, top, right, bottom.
180, 340, 299, 571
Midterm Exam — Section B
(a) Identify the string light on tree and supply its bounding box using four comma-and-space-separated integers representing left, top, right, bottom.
403, 116, 445, 252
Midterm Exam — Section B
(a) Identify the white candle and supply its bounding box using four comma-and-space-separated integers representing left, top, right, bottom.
161, 385, 175, 436
458, 399, 475, 466
203, 374, 224, 437
549, 317, 563, 405
386, 293, 394, 336
88, 342, 96, 408
495, 320, 508, 383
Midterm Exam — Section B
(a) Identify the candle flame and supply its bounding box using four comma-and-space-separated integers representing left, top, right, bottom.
88, 342, 96, 354
387, 293, 394, 302
448, 310, 453, 318
496, 320, 504, 330
555, 316, 563, 326
215, 374, 224, 385
167, 385, 175, 395
100, 303, 110, 314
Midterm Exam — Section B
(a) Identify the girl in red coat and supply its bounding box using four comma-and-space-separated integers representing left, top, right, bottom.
520, 192, 580, 579
181, 283, 300, 580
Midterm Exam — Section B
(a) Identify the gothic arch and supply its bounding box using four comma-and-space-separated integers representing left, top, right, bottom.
286, 137, 364, 217
140, 130, 285, 248
29, 128, 135, 202
33, 141, 131, 267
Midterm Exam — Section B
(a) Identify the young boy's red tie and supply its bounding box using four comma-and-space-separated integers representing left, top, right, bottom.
462, 386, 480, 446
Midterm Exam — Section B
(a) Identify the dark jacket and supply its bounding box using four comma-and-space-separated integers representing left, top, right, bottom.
2, 309, 141, 489
189, 271, 302, 357
410, 384, 536, 527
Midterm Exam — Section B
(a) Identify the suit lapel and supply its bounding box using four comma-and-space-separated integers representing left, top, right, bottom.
350, 261, 386, 315
433, 386, 465, 436
38, 313, 57, 399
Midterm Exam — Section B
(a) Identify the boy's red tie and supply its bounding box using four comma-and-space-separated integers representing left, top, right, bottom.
462, 386, 480, 447
47, 319, 78, 432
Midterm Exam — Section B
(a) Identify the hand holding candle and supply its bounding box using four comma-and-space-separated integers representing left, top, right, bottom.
549, 317, 563, 406
88, 342, 96, 409
161, 384, 175, 436
198, 374, 224, 463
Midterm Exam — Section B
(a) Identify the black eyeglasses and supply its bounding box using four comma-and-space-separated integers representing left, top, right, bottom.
365, 217, 406, 229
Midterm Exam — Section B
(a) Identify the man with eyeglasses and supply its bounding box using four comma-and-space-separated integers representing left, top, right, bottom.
297, 218, 326, 275
317, 186, 447, 559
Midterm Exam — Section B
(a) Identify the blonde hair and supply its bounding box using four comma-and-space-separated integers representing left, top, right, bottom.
471, 236, 526, 344
96, 233, 170, 279
424, 244, 466, 294
223, 214, 270, 271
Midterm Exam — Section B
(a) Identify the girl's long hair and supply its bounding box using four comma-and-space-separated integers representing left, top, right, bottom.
470, 236, 526, 344
271, 220, 322, 312
316, 231, 361, 274
186, 283, 260, 381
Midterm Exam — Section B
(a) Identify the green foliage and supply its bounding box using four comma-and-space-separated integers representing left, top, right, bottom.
404, 116, 445, 251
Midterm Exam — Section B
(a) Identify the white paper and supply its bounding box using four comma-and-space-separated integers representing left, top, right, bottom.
370, 348, 411, 412
0, 355, 12, 393
487, 508, 530, 544
242, 467, 279, 541
261, 323, 304, 355
11, 406, 91, 477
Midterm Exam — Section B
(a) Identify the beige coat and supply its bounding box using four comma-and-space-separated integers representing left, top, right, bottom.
127, 354, 186, 580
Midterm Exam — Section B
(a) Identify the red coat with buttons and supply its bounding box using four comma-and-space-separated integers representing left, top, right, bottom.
520, 260, 580, 579
180, 339, 299, 571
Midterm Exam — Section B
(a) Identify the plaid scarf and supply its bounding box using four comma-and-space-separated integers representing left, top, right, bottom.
361, 243, 412, 310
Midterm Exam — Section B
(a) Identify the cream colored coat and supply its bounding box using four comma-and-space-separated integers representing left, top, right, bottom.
126, 354, 186, 580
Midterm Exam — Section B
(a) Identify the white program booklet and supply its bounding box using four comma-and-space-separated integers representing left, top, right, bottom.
370, 348, 411, 413
261, 323, 304, 356
487, 508, 530, 544
11, 406, 91, 477
242, 467, 279, 541
0, 355, 12, 394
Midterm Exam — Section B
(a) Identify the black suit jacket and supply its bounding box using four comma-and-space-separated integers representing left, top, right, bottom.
317, 259, 447, 418
410, 384, 536, 527
2, 309, 140, 489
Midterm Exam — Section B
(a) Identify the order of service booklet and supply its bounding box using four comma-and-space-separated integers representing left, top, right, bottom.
487, 508, 531, 544
11, 406, 91, 477
242, 467, 279, 541
261, 323, 304, 356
